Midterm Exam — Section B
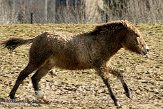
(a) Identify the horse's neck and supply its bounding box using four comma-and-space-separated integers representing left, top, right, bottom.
104, 33, 124, 59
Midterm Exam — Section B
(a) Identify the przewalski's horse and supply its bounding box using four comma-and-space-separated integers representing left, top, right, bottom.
3, 20, 149, 106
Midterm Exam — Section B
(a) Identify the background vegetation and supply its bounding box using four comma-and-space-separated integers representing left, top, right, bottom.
0, 0, 163, 24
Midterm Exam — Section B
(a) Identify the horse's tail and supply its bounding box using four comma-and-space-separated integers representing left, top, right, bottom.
2, 38, 34, 51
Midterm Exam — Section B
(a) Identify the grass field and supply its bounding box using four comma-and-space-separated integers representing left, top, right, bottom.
0, 23, 163, 109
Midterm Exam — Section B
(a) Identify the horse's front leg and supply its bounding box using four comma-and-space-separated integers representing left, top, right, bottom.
108, 66, 131, 98
95, 67, 121, 107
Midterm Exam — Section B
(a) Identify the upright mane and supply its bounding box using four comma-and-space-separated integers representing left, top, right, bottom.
90, 20, 136, 35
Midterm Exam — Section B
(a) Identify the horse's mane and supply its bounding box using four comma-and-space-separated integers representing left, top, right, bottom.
90, 20, 136, 35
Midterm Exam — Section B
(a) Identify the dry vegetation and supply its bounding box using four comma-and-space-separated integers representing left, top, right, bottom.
0, 24, 163, 109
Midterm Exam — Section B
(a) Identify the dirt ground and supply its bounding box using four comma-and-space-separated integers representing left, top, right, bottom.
0, 24, 162, 109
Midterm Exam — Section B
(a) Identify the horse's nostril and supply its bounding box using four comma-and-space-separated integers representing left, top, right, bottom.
145, 46, 149, 52
147, 49, 149, 52
143, 48, 149, 55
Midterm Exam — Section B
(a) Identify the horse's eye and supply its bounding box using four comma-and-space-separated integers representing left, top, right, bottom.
136, 34, 140, 37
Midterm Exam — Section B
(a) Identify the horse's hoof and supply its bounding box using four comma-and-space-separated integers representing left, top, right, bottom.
126, 91, 131, 99
114, 101, 121, 107
9, 94, 16, 100
34, 90, 44, 99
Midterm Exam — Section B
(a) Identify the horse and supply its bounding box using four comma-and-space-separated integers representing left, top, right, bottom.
2, 20, 149, 106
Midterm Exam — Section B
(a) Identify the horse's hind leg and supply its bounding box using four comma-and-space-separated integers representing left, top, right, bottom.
108, 66, 131, 98
31, 59, 54, 98
9, 63, 37, 99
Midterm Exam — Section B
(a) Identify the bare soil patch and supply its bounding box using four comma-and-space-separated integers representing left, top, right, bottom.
0, 24, 162, 109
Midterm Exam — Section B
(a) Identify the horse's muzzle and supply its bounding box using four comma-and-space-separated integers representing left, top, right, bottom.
142, 46, 149, 57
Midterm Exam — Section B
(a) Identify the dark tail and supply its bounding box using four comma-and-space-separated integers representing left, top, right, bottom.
2, 38, 33, 51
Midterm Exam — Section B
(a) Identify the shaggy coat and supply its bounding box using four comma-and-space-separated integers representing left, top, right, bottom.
3, 20, 148, 107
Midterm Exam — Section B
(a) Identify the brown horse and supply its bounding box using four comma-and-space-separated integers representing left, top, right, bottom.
3, 20, 149, 106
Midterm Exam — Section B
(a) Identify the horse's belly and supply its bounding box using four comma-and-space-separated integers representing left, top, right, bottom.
52, 55, 92, 70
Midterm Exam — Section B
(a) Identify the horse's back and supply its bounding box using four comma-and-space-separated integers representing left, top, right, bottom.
29, 31, 100, 70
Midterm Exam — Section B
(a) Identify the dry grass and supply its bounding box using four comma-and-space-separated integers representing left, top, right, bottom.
0, 24, 163, 109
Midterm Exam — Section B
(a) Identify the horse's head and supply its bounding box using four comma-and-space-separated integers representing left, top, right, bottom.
121, 26, 149, 56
